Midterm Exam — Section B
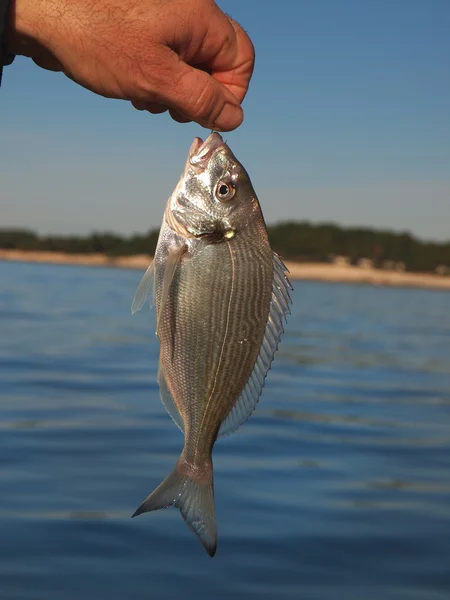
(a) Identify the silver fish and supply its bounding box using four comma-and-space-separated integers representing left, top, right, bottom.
131, 132, 292, 557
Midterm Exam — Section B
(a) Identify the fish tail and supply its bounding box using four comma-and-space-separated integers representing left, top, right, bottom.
132, 454, 217, 557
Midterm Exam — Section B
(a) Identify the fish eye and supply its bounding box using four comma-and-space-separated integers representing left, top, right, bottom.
216, 181, 236, 202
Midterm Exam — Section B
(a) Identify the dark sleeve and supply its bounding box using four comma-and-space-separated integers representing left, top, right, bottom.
0, 0, 15, 86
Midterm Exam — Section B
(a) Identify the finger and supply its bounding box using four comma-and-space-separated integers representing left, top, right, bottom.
131, 100, 146, 111
178, 11, 255, 105
216, 18, 255, 104
168, 108, 191, 124
160, 52, 244, 131
132, 100, 168, 114
32, 53, 62, 72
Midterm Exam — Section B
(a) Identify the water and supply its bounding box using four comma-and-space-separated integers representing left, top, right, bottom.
1, 261, 449, 600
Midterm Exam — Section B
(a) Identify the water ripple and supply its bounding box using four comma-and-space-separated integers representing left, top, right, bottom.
1, 262, 449, 600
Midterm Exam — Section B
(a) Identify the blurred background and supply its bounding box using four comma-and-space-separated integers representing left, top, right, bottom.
1, 1, 449, 599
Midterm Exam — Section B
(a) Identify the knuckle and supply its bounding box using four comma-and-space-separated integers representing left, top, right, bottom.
185, 80, 222, 124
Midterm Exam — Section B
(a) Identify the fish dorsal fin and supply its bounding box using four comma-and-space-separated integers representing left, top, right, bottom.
131, 261, 155, 315
157, 360, 185, 433
218, 253, 293, 438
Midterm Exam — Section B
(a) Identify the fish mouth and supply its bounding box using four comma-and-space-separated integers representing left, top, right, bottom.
189, 132, 225, 168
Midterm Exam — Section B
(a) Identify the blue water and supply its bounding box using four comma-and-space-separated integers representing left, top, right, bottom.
1, 261, 449, 600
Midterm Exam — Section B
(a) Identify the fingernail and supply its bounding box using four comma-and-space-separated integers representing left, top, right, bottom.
213, 103, 243, 132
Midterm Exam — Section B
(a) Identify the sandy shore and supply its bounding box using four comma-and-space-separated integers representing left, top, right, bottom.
1, 249, 449, 290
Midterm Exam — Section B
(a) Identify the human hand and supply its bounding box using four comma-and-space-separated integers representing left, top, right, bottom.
6, 0, 254, 131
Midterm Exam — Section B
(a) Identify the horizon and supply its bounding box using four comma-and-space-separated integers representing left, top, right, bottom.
2, 217, 449, 247
1, 0, 449, 242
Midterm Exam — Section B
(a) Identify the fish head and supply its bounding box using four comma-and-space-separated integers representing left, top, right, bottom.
168, 132, 262, 240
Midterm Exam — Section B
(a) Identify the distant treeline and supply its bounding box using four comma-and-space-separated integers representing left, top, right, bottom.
1, 222, 449, 273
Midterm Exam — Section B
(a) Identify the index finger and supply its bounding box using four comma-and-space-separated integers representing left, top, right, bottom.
209, 18, 255, 104
177, 10, 255, 105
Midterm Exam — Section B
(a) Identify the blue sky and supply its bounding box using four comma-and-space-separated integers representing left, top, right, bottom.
1, 0, 449, 240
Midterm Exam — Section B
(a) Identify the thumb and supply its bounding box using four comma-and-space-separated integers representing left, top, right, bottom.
161, 59, 244, 132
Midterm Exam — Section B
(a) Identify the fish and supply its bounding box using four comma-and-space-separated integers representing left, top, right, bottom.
131, 132, 292, 557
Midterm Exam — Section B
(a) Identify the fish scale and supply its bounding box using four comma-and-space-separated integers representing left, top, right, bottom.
163, 233, 273, 458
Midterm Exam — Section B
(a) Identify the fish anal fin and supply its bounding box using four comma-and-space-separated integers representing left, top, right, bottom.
218, 252, 293, 438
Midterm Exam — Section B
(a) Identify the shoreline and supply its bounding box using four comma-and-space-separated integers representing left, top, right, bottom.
1, 249, 450, 291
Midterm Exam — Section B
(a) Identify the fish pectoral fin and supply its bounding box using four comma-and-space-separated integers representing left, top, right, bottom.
131, 260, 155, 314
218, 253, 293, 438
157, 360, 184, 433
132, 455, 217, 557
156, 244, 186, 335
